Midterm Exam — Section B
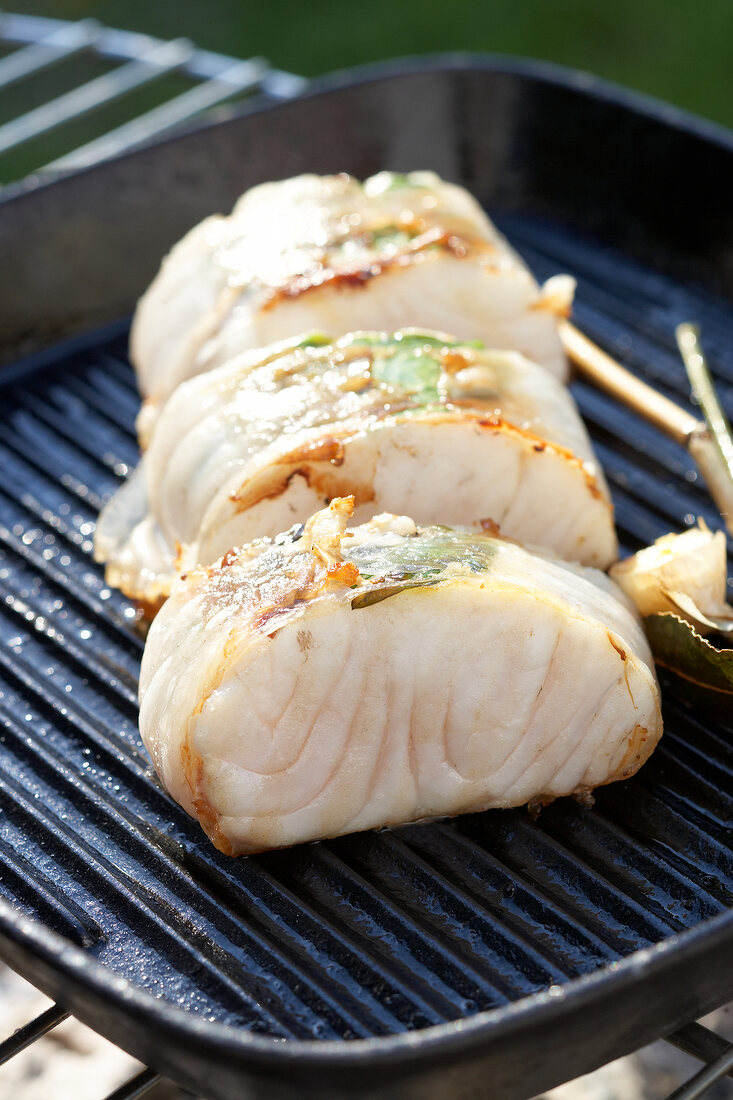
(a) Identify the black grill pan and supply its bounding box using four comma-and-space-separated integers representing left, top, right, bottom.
0, 57, 732, 1100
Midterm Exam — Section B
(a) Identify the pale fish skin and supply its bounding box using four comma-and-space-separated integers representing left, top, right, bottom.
130, 171, 574, 438
94, 331, 617, 606
138, 498, 662, 856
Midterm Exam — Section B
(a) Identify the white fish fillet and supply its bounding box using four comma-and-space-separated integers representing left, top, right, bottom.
139, 498, 662, 856
131, 171, 574, 438
94, 330, 617, 606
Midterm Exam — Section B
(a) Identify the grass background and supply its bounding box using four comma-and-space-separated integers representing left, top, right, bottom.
3, 1, 732, 180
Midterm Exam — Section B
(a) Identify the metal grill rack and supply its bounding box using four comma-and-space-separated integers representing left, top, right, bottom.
1, 17, 733, 1100
0, 12, 304, 179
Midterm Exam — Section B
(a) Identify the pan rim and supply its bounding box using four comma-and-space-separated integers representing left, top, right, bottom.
1, 50, 730, 209
1, 894, 732, 1068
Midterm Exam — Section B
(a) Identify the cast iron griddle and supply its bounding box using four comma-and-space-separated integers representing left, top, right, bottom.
0, 58, 732, 1100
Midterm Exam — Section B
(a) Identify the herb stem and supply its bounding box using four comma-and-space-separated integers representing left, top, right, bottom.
676, 323, 733, 538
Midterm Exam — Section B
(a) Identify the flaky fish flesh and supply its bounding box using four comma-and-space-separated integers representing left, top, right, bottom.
131, 171, 574, 439
94, 330, 617, 606
139, 498, 661, 855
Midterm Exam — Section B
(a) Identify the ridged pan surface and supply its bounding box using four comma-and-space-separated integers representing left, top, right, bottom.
0, 60, 732, 1100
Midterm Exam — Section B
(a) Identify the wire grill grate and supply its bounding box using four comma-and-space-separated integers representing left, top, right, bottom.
0, 12, 304, 181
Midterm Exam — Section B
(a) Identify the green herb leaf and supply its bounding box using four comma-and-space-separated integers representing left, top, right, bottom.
370, 227, 413, 249
383, 172, 419, 190
351, 580, 435, 609
294, 333, 332, 349
365, 172, 424, 193
350, 528, 497, 582
337, 332, 485, 406
342, 331, 463, 351
644, 612, 733, 693
371, 346, 442, 401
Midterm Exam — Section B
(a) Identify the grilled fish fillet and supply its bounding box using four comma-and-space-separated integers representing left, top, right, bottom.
131, 171, 574, 438
139, 498, 661, 856
94, 330, 617, 606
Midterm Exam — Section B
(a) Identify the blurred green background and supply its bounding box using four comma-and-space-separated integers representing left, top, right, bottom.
3, 0, 732, 181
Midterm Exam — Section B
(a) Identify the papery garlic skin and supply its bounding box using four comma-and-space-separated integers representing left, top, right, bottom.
610, 521, 730, 629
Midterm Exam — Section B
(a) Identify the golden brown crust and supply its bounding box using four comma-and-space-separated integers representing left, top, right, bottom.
227, 431, 375, 514
258, 228, 490, 312
611, 723, 652, 782
133, 594, 167, 621
223, 411, 611, 523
